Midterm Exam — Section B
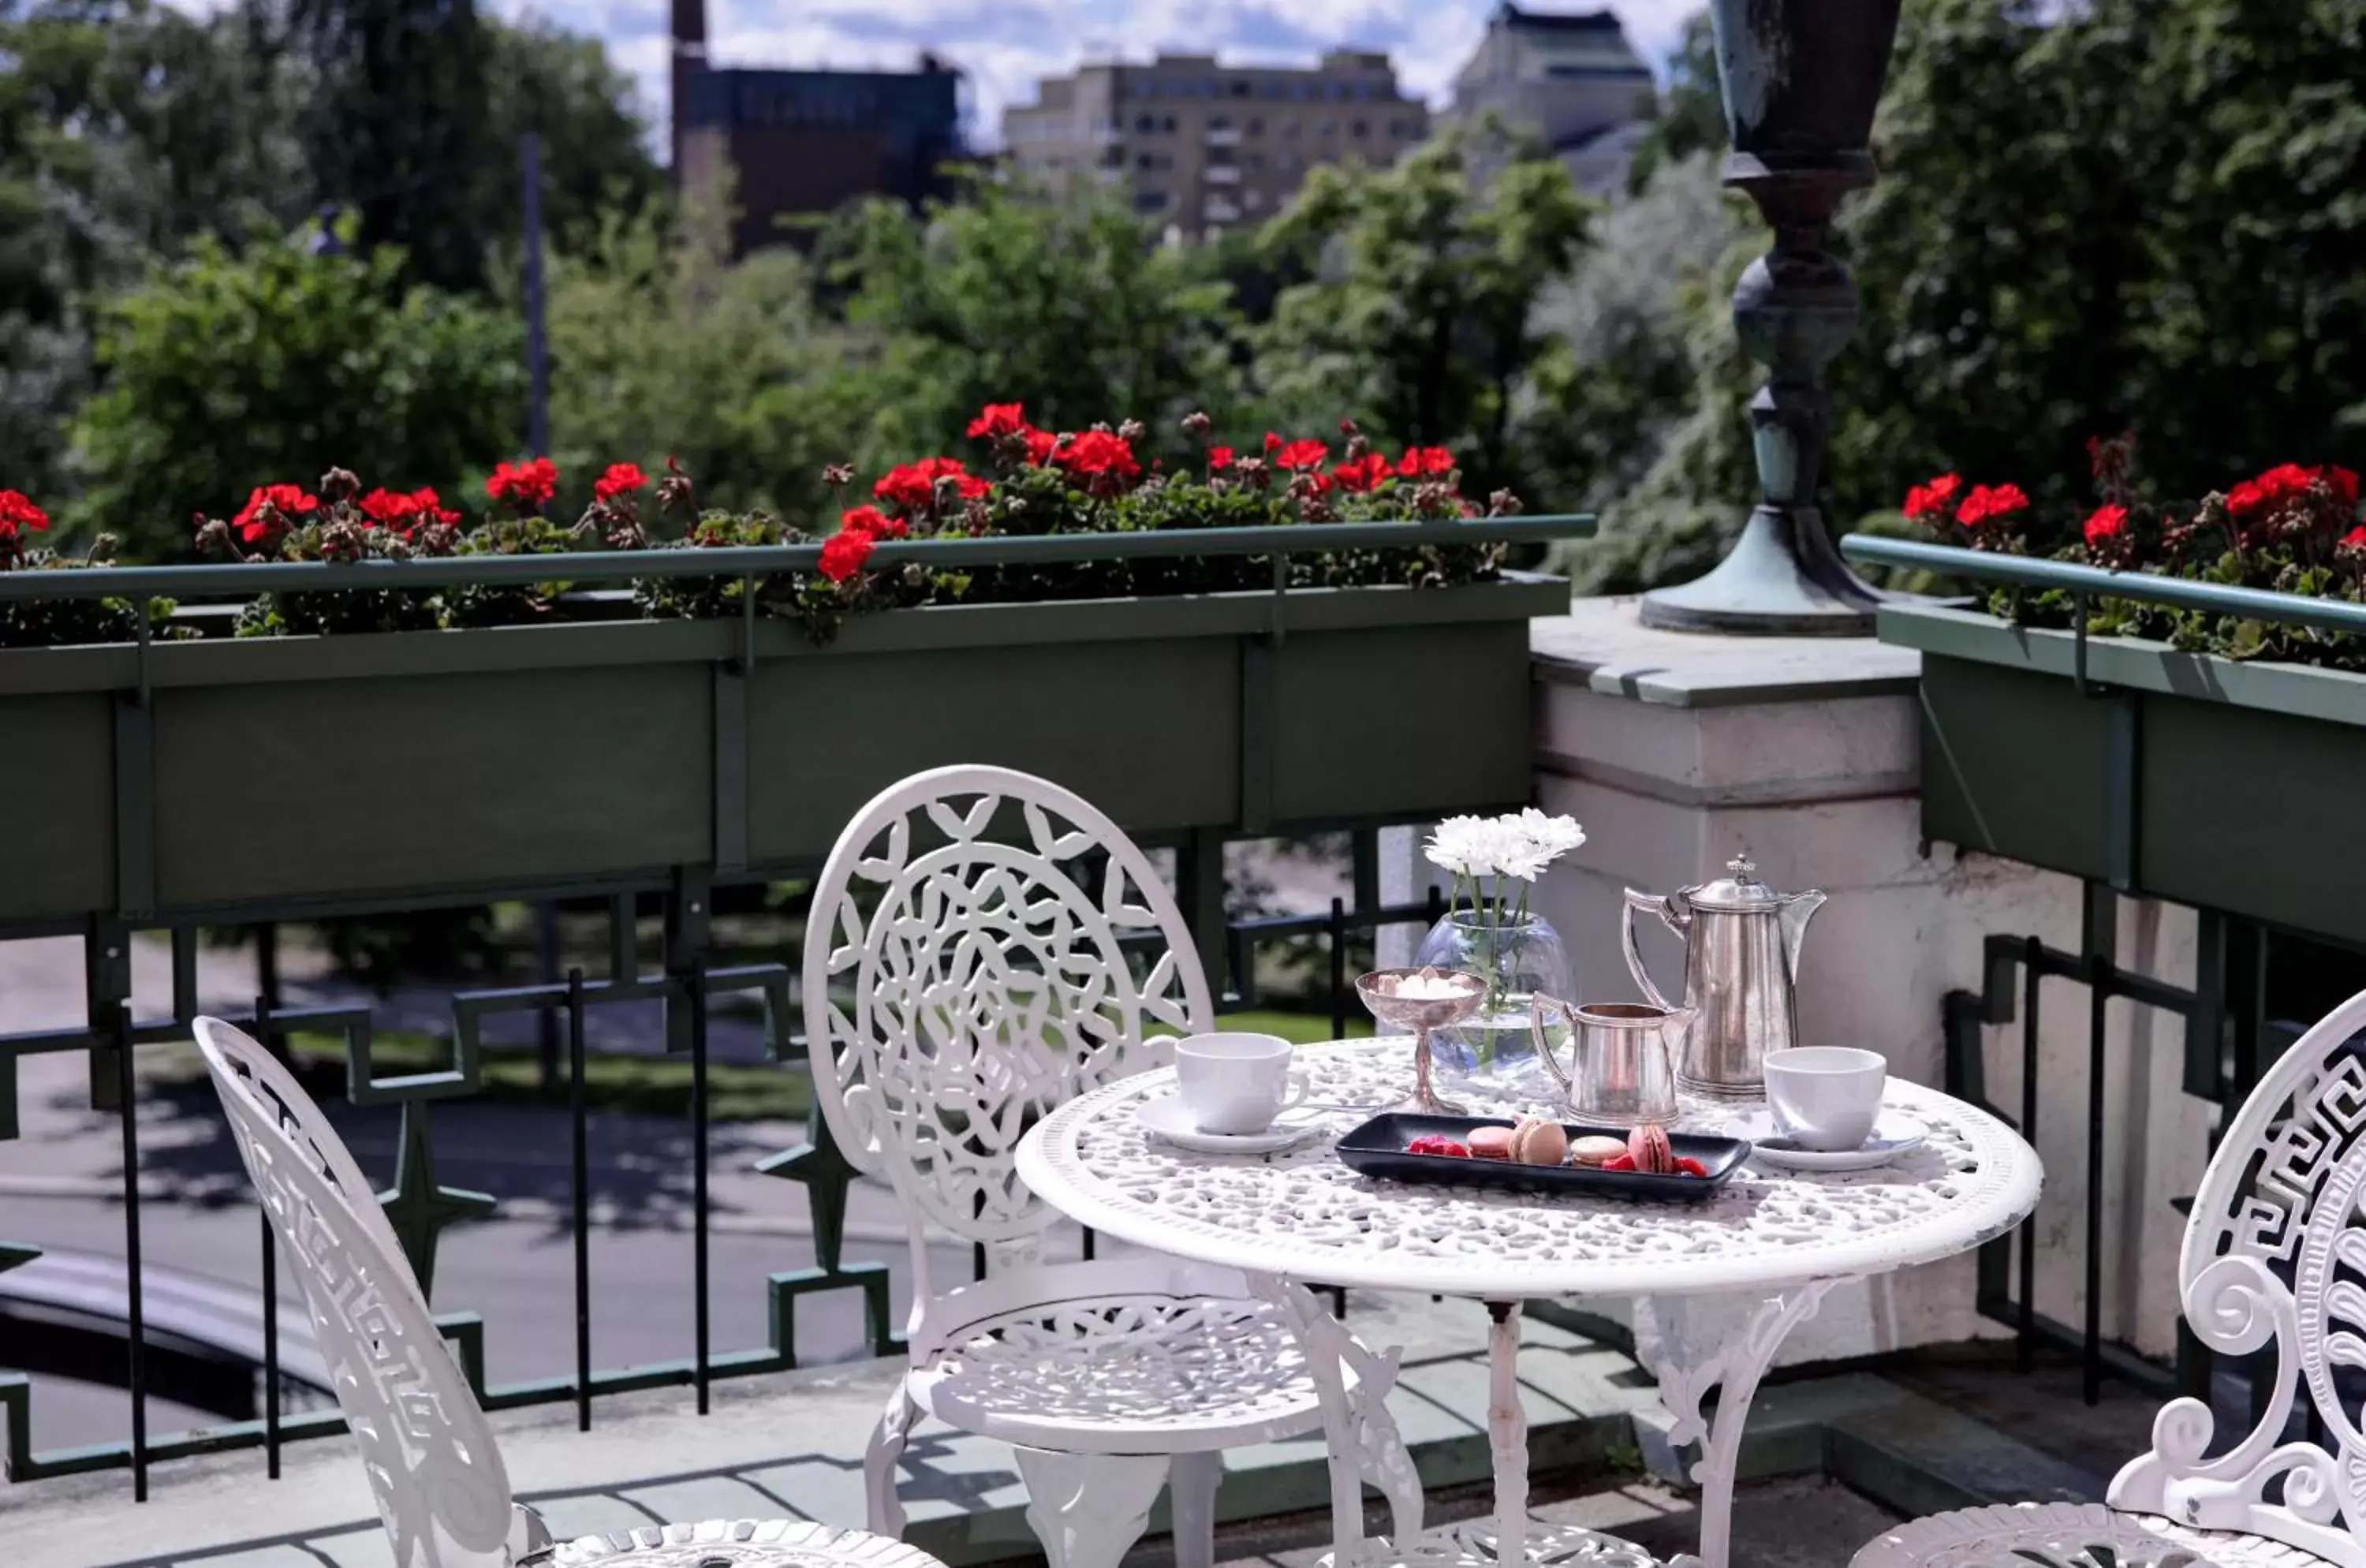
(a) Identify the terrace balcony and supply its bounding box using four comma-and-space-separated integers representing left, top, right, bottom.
0, 521, 2290, 1568
5, 9, 2357, 1567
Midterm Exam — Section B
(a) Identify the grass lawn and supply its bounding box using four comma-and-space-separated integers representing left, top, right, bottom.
146, 1010, 1370, 1122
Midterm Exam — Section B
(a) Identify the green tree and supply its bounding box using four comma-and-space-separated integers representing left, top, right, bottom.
1520, 151, 1761, 591
0, 0, 307, 495
539, 200, 857, 524
487, 18, 662, 256
821, 174, 1242, 465
1832, 0, 2366, 523
68, 218, 523, 558
291, 0, 496, 293
0, 0, 650, 504
1553, 0, 2366, 591
1624, 12, 1726, 196
1250, 125, 1595, 490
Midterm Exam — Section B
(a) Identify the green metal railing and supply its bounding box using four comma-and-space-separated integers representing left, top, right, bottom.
1841, 533, 2366, 637
0, 513, 1597, 604
0, 510, 1593, 1499
1844, 528, 2341, 1414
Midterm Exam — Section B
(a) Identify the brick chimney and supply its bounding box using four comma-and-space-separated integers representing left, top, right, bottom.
670, 0, 708, 184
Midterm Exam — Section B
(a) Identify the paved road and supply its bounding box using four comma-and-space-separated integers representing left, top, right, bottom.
4, 1189, 980, 1454
0, 931, 1003, 1458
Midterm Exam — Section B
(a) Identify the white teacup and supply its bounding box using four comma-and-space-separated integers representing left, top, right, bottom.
1763, 1047, 1888, 1152
1174, 1032, 1309, 1135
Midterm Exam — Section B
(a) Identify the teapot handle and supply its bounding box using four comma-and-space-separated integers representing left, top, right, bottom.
1620, 890, 1681, 1013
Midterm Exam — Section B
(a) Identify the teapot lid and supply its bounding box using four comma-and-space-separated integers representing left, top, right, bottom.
1686, 851, 1782, 912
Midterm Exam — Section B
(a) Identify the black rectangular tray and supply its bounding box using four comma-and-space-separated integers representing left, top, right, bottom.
1335, 1113, 1751, 1203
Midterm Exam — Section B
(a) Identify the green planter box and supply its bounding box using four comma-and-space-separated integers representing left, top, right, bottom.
1880, 602, 2366, 946
0, 575, 1565, 926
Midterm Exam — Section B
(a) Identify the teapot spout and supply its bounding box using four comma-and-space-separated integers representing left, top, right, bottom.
1777, 889, 1827, 984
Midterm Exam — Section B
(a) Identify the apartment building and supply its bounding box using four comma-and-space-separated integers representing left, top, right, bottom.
1447, 5, 1657, 196
670, 0, 968, 256
1003, 50, 1427, 239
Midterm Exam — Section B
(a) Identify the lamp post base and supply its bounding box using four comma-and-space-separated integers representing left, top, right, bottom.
1639, 504, 1887, 637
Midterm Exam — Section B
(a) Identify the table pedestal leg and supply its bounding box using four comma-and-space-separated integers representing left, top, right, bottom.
1650, 1282, 1837, 1568
1487, 1300, 1527, 1568
1245, 1273, 1423, 1566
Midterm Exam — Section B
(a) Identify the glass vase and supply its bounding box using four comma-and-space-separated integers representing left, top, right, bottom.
1412, 909, 1576, 1098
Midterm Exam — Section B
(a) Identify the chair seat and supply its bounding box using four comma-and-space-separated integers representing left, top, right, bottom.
1852, 1503, 2327, 1568
553, 1518, 952, 1567
910, 1281, 1331, 1454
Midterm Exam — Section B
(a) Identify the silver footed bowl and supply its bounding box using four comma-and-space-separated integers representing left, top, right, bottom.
1354, 965, 1485, 1031
1354, 966, 1484, 1114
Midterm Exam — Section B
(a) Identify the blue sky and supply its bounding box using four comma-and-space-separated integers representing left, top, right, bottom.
500, 0, 1696, 147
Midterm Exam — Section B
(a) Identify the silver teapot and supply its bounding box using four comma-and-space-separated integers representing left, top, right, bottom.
1621, 852, 1825, 1102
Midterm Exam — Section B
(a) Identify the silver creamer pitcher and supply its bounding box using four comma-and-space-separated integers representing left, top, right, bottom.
1621, 852, 1824, 1101
1529, 997, 1695, 1126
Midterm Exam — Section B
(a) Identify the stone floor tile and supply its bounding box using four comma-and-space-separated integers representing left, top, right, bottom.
176, 1549, 325, 1568
301, 1525, 398, 1568
526, 1492, 670, 1544
735, 1456, 867, 1526
616, 1476, 797, 1529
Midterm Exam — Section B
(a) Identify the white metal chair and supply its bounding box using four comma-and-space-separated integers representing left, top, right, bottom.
804, 765, 1410, 1568
196, 1016, 958, 1568
1854, 987, 2366, 1568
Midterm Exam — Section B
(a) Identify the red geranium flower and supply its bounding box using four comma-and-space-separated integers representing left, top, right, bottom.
2345, 525, 2366, 551
1207, 446, 1234, 472
487, 457, 559, 512
1263, 431, 1283, 455
359, 487, 414, 525
1956, 482, 2029, 528
0, 489, 52, 539
2324, 465, 2361, 510
232, 483, 321, 543
2227, 461, 2319, 520
357, 487, 459, 533
1273, 439, 1329, 472
1396, 446, 1455, 477
2083, 502, 2129, 549
1021, 427, 1062, 466
1057, 429, 1142, 481
966, 403, 1028, 439
420, 488, 461, 525
873, 456, 980, 511
840, 504, 908, 539
1901, 473, 1962, 521
592, 461, 649, 502
1333, 453, 1392, 494
818, 525, 877, 582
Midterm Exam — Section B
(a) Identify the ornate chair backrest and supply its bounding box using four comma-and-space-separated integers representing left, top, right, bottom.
197, 1018, 516, 1568
802, 766, 1214, 1293
2110, 986, 2366, 1568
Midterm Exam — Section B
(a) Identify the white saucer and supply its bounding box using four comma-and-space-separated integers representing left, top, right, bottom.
1136, 1096, 1326, 1155
1742, 1108, 1929, 1172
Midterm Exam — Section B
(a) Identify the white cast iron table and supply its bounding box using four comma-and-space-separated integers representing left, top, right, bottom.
1014, 1038, 2042, 1568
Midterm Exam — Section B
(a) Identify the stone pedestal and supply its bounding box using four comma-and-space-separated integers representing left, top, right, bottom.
1386, 597, 2210, 1368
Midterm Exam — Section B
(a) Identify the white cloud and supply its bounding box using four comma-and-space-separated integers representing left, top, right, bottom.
505, 0, 1697, 153
155, 0, 1696, 152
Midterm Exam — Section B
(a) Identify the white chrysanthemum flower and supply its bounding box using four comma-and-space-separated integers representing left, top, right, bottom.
1494, 842, 1553, 882
1424, 814, 1497, 877
1514, 808, 1587, 861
